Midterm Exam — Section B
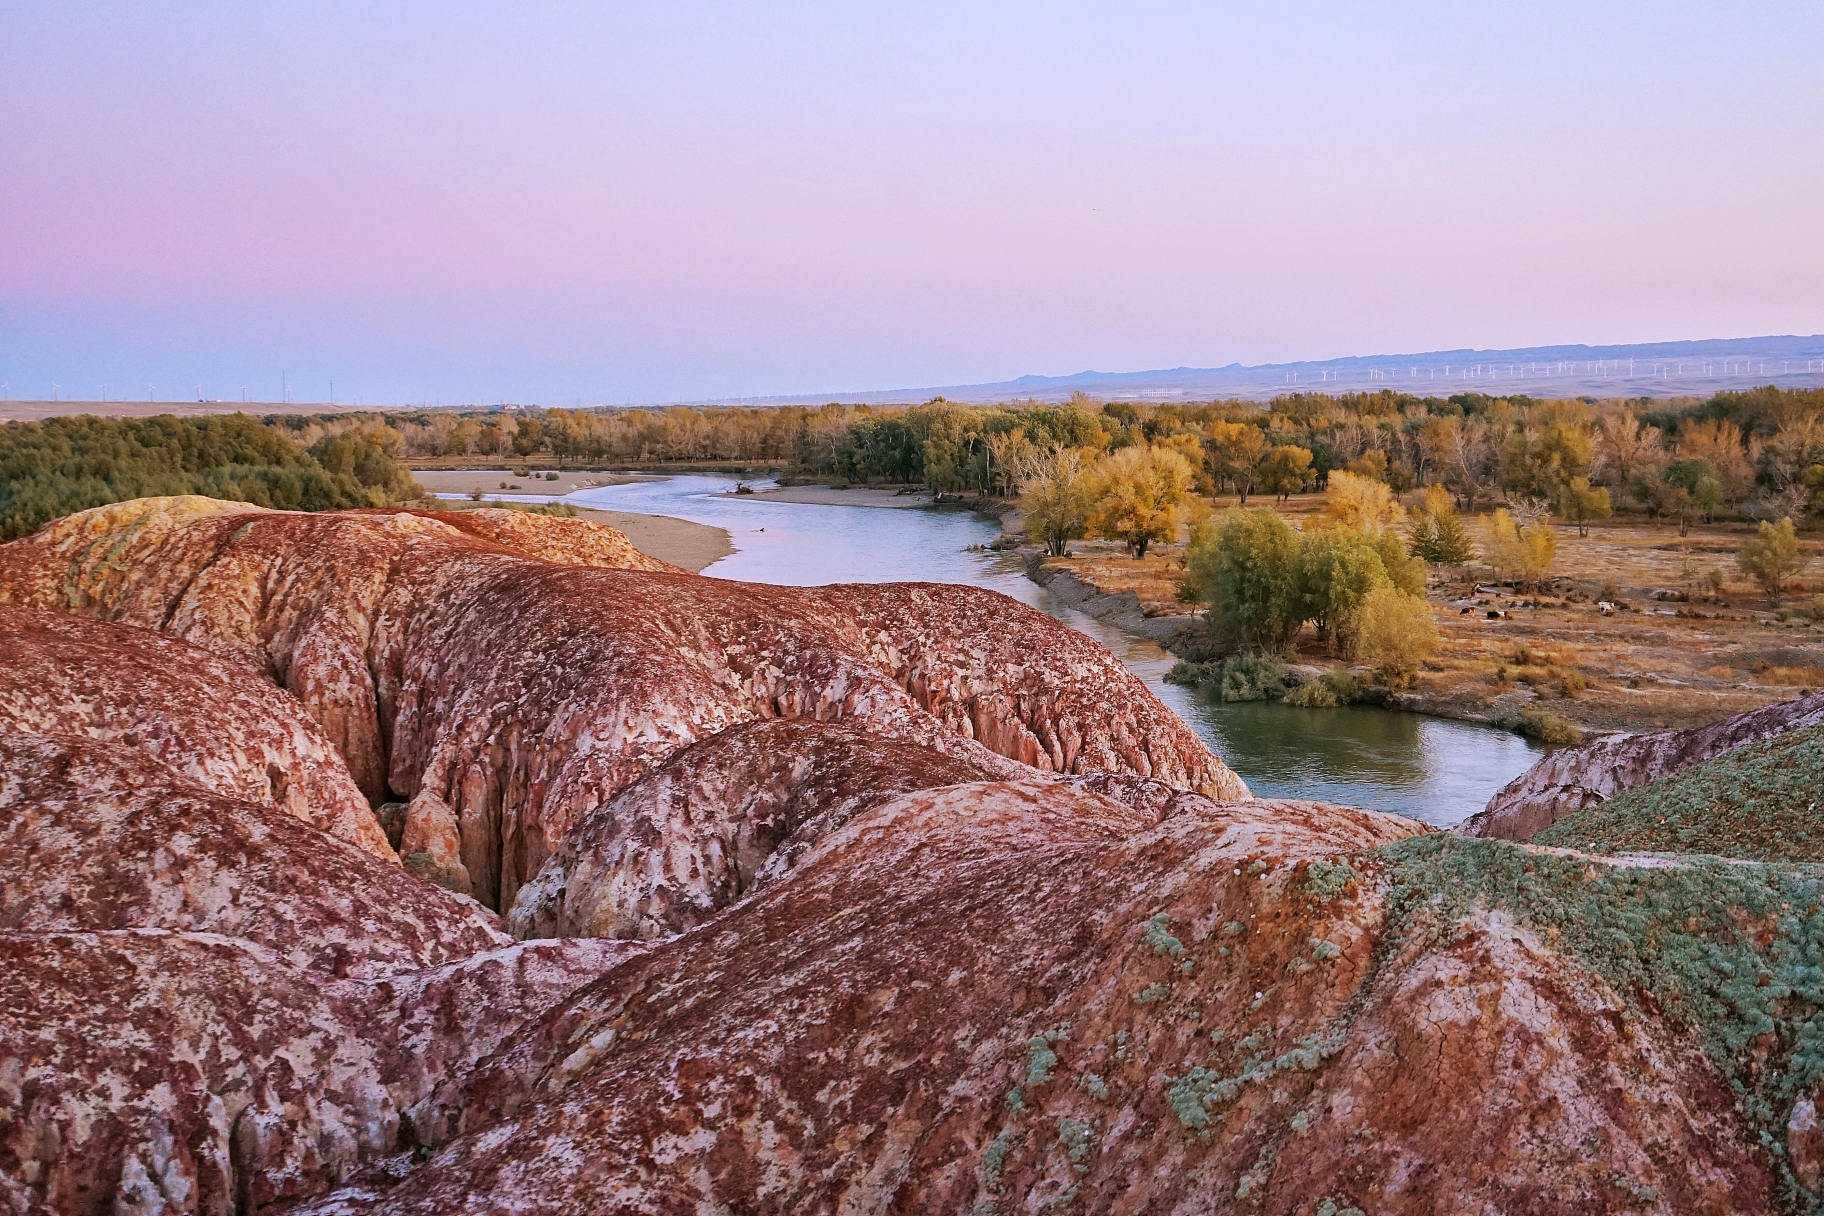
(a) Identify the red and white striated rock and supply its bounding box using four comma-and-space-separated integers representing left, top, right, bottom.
1, 497, 1244, 911
0, 608, 392, 860
0, 734, 504, 977
504, 719, 1019, 940
293, 784, 1770, 1216
1461, 689, 1824, 840
0, 930, 638, 1215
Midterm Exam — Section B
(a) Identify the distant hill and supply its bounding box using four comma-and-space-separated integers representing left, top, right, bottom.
738, 333, 1824, 406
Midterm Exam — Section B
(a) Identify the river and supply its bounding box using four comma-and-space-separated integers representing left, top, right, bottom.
465, 474, 1544, 826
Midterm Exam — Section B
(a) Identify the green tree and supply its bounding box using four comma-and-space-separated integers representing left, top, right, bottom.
1183, 509, 1305, 654
1257, 445, 1315, 501
1559, 476, 1613, 538
1297, 527, 1393, 653
1409, 484, 1476, 565
1019, 448, 1095, 557
1737, 517, 1804, 603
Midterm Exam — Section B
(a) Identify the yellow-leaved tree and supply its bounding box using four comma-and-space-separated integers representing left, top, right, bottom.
1086, 444, 1206, 558
1321, 469, 1407, 533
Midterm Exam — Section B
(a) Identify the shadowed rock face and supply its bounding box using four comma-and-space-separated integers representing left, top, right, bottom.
0, 497, 1244, 910
1463, 690, 1824, 841
292, 787, 1778, 1216
0, 931, 639, 1216
0, 608, 392, 860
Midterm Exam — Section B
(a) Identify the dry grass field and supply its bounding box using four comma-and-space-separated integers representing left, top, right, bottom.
1039, 494, 1824, 733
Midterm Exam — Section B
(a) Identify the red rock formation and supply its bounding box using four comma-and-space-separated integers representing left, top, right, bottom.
505, 719, 1019, 939
1462, 689, 1824, 840
292, 784, 1774, 1216
0, 734, 503, 977
0, 608, 392, 860
1, 497, 1244, 910
0, 930, 638, 1214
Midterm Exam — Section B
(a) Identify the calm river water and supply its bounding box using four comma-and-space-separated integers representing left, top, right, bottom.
474, 475, 1543, 826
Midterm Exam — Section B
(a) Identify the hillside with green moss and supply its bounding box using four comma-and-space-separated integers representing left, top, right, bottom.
0, 414, 422, 539
1531, 723, 1824, 862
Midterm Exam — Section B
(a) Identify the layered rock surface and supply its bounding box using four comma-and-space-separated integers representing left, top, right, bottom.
0, 497, 1243, 911
298, 785, 1791, 1216
0, 608, 391, 860
1463, 689, 1824, 840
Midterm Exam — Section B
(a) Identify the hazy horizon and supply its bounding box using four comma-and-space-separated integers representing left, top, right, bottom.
6, 3, 1822, 405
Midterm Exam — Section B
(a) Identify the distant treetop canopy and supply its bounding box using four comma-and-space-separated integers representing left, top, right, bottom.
0, 413, 423, 540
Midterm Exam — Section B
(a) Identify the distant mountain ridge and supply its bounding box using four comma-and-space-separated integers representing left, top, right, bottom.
738, 332, 1824, 406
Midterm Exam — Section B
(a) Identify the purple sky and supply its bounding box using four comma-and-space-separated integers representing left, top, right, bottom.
4, 2, 1821, 404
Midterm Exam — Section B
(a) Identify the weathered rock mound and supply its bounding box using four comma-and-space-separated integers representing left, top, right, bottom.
295, 787, 1792, 1216
0, 930, 637, 1215
1532, 721, 1824, 861
0, 734, 503, 977
1462, 689, 1824, 840
349, 505, 683, 573
0, 608, 391, 860
505, 719, 1019, 940
1, 497, 1244, 911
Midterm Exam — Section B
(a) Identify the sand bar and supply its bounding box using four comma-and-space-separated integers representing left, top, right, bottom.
412, 468, 648, 497
727, 484, 934, 509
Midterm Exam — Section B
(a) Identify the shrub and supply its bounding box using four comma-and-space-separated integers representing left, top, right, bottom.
1354, 588, 1438, 685
1515, 709, 1583, 745
1217, 654, 1286, 702
1737, 517, 1804, 604
1284, 671, 1362, 708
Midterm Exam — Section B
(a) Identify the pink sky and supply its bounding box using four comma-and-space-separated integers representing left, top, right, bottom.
4, 2, 1821, 404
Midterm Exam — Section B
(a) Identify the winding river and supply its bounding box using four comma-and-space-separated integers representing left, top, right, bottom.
471, 474, 1543, 826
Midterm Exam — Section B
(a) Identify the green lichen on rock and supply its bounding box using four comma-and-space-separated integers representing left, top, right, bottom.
1076, 1072, 1109, 1102
1382, 830, 1824, 1195
1025, 1035, 1059, 1086
1165, 1030, 1342, 1131
1133, 982, 1171, 1005
1142, 912, 1187, 959
981, 1126, 1025, 1193
1533, 722, 1824, 863
1300, 858, 1362, 903
1057, 1116, 1093, 1166
1310, 938, 1342, 962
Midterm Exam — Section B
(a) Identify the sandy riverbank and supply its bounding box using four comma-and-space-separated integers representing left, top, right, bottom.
726, 485, 935, 509
577, 508, 734, 571
413, 468, 647, 497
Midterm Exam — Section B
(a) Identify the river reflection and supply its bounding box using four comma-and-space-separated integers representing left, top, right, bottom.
460, 474, 1543, 826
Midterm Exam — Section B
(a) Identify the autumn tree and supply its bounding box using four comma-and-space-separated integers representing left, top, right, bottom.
1258, 445, 1315, 501
1355, 586, 1439, 686
1320, 470, 1406, 533
1559, 477, 1613, 537
1483, 508, 1556, 589
1086, 443, 1204, 558
1203, 421, 1269, 502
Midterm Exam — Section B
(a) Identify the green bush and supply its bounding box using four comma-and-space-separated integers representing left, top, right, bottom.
1216, 654, 1286, 702
1284, 671, 1364, 708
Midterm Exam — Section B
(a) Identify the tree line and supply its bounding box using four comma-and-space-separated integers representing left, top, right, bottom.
0, 414, 422, 540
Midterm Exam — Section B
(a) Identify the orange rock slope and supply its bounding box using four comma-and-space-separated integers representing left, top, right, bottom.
4, 497, 1821, 1215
